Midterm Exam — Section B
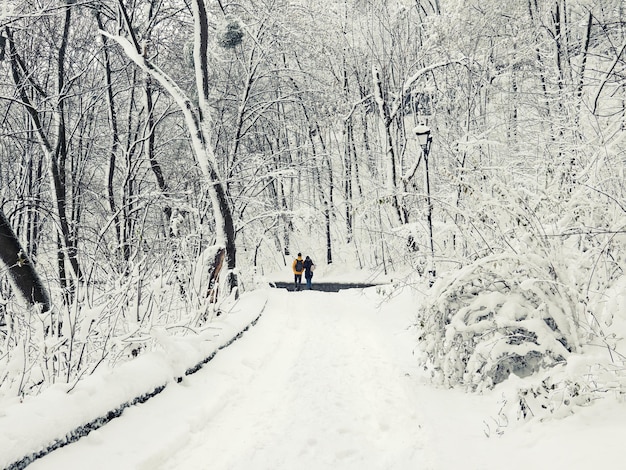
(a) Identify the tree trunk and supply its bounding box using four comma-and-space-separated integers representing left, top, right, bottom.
6, 16, 83, 292
576, 10, 592, 115
144, 74, 173, 232
110, 0, 238, 293
0, 208, 50, 311
372, 65, 404, 225
96, 9, 123, 250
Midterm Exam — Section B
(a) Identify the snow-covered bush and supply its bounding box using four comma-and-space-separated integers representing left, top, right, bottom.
0, 241, 236, 398
491, 352, 626, 431
416, 251, 581, 392
416, 173, 626, 424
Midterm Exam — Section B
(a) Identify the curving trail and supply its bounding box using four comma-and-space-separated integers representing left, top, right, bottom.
30, 288, 433, 470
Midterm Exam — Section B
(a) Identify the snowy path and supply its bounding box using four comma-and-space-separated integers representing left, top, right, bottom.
30, 288, 434, 470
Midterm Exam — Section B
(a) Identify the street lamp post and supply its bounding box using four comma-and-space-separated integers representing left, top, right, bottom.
414, 125, 436, 286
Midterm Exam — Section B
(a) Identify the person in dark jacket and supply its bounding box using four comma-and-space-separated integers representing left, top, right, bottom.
303, 255, 315, 290
292, 253, 304, 290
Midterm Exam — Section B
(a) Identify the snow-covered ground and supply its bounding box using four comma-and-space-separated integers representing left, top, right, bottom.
2, 284, 626, 469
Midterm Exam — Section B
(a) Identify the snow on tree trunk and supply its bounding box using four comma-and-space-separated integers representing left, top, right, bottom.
372, 64, 404, 225
102, 1, 238, 295
0, 209, 50, 312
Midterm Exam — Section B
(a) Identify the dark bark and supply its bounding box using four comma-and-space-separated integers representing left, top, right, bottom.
206, 247, 225, 304
53, 3, 82, 285
0, 208, 50, 311
343, 67, 354, 241
372, 66, 405, 225
192, 0, 237, 288
144, 75, 173, 230
6, 12, 83, 290
96, 10, 123, 248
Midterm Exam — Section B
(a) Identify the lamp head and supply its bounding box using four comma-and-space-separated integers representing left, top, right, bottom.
413, 125, 431, 147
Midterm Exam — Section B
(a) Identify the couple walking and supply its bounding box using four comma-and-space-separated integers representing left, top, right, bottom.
292, 253, 315, 290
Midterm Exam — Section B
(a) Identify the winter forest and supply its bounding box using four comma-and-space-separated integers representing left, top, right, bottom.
2, 0, 626, 447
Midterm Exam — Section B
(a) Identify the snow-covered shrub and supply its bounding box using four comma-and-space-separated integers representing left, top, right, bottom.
492, 352, 626, 430
0, 240, 233, 398
416, 251, 581, 392
0, 301, 46, 397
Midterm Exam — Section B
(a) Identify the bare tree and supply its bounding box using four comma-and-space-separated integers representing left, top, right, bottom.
104, 0, 238, 292
5, 5, 83, 300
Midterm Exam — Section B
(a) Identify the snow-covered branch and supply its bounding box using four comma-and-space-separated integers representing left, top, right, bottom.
401, 152, 422, 182
389, 59, 466, 122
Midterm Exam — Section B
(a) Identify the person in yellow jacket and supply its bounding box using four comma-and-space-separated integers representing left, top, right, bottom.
292, 253, 304, 290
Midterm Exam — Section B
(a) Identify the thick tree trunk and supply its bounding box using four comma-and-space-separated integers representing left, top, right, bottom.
53, 4, 82, 285
191, 0, 237, 287
0, 209, 50, 311
206, 248, 225, 304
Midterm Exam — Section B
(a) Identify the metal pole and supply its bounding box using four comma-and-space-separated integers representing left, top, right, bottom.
423, 136, 436, 286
